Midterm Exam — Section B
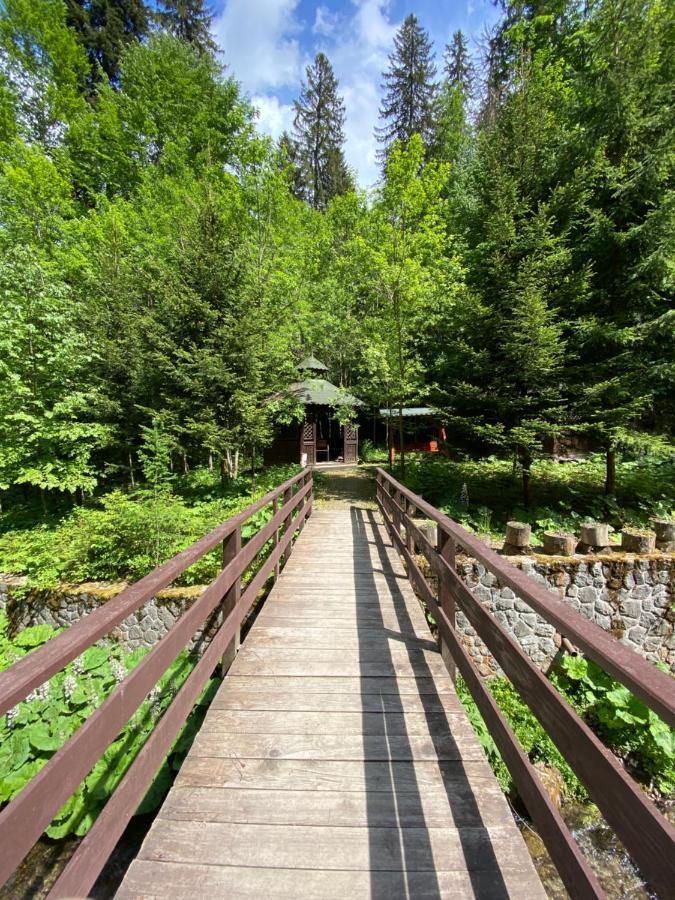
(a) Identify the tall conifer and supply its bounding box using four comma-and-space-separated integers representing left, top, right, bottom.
376, 14, 437, 162
155, 0, 216, 55
65, 0, 149, 89
292, 52, 351, 209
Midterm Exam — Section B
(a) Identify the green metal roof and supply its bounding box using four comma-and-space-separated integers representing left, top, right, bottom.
379, 407, 436, 417
297, 356, 328, 372
290, 378, 362, 407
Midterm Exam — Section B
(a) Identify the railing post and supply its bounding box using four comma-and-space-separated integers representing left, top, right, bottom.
272, 496, 280, 580
438, 525, 456, 681
220, 525, 241, 675
405, 499, 415, 554
282, 484, 293, 565
298, 472, 308, 533
390, 482, 401, 535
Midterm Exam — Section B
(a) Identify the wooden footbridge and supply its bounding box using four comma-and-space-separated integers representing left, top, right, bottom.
1, 468, 674, 899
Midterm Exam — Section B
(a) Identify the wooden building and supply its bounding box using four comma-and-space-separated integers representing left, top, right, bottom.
264, 357, 362, 466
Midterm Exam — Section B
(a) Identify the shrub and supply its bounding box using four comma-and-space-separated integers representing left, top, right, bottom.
0, 614, 217, 837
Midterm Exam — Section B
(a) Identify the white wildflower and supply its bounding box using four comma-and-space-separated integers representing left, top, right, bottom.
110, 660, 126, 684
72, 655, 85, 675
63, 674, 77, 702
460, 483, 470, 508
36, 682, 49, 701
6, 706, 18, 729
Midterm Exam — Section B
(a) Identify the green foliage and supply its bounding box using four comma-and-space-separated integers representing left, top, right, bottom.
0, 464, 299, 587
457, 658, 674, 803
402, 452, 675, 539
0, 614, 218, 836
290, 52, 351, 209
456, 673, 585, 799
359, 440, 388, 464
551, 656, 675, 795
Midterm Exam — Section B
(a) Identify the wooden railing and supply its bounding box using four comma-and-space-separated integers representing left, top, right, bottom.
0, 467, 313, 898
376, 467, 675, 900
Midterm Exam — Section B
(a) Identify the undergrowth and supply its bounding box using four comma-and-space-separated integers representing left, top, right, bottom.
0, 614, 218, 838
400, 452, 675, 540
0, 464, 300, 588
456, 655, 675, 805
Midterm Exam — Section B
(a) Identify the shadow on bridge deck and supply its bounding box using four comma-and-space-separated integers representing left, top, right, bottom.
115, 501, 544, 899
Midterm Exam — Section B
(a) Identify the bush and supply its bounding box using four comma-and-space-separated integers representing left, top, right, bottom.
0, 614, 217, 837
401, 452, 675, 540
456, 656, 675, 804
0, 464, 301, 588
359, 439, 389, 463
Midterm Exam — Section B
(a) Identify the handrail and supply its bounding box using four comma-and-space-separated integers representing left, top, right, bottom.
376, 467, 675, 900
0, 468, 313, 897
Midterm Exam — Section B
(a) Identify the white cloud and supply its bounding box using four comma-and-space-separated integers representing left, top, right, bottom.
313, 5, 340, 36
326, 0, 398, 188
213, 0, 304, 92
252, 94, 295, 140
212, 0, 402, 188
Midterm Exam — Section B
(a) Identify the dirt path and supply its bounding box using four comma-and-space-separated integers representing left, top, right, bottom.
312, 465, 378, 509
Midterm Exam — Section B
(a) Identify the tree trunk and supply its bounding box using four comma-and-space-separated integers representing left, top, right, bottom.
520, 451, 532, 509
398, 404, 405, 477
208, 452, 214, 472
182, 453, 189, 475
605, 446, 616, 496
128, 452, 136, 488
220, 456, 228, 486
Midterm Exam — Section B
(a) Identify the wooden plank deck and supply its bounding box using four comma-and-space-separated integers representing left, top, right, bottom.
116, 507, 545, 899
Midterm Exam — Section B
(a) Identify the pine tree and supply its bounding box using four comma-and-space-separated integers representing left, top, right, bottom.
292, 52, 352, 210
376, 14, 437, 162
155, 0, 216, 55
65, 0, 149, 89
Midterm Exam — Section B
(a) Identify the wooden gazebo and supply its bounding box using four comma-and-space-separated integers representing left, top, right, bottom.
264, 357, 362, 466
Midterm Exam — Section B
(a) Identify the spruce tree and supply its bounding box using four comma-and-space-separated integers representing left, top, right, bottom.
376, 14, 437, 162
432, 30, 473, 165
155, 0, 216, 55
445, 30, 474, 94
65, 0, 149, 89
292, 52, 351, 210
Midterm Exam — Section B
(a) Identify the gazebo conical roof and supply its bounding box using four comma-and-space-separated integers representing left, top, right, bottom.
297, 355, 329, 373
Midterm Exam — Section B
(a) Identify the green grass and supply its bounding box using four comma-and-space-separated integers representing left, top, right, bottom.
398, 452, 675, 541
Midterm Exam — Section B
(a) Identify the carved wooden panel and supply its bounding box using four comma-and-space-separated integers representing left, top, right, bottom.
301, 421, 316, 466
343, 424, 358, 464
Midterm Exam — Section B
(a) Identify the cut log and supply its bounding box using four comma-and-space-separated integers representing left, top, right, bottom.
653, 519, 675, 552
621, 529, 656, 554
503, 522, 531, 555
580, 523, 609, 547
542, 532, 576, 557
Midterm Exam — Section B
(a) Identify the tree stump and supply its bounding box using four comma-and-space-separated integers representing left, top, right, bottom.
653, 519, 675, 552
503, 521, 531, 555
543, 532, 576, 557
578, 522, 612, 554
621, 528, 656, 554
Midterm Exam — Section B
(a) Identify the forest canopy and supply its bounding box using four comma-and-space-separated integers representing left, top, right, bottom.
0, 0, 673, 507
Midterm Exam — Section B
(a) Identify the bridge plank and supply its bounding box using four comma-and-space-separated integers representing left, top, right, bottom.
116, 860, 545, 900
116, 506, 544, 899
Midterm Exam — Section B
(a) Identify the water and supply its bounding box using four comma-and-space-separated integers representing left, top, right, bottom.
518, 801, 665, 899
0, 815, 152, 900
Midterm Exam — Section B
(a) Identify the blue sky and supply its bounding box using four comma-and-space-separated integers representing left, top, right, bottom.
209, 1, 500, 187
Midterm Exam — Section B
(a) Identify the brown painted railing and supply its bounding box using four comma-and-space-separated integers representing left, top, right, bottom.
0, 467, 313, 898
376, 467, 675, 900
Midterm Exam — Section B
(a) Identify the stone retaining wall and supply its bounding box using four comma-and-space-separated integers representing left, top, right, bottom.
2, 553, 673, 674
457, 554, 674, 676
0, 578, 218, 654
